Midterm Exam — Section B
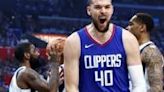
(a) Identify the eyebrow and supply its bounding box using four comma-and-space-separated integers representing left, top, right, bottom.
128, 21, 133, 25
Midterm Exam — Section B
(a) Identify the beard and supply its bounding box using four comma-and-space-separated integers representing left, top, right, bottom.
92, 17, 110, 33
30, 56, 47, 71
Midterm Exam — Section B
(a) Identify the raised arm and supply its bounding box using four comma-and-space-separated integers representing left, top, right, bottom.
122, 29, 146, 92
64, 32, 80, 92
141, 46, 163, 92
21, 44, 61, 92
22, 63, 58, 92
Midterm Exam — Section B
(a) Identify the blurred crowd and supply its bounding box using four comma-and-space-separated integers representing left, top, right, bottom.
0, 59, 17, 92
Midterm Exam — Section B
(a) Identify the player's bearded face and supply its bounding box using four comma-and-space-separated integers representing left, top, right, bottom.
88, 1, 113, 33
30, 56, 40, 69
92, 16, 110, 33
30, 55, 47, 70
29, 45, 41, 70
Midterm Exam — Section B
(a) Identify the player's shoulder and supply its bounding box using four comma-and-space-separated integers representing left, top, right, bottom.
110, 24, 137, 43
122, 28, 138, 45
20, 68, 39, 81
64, 31, 81, 56
67, 32, 79, 40
142, 43, 162, 56
65, 29, 82, 46
141, 43, 163, 63
15, 67, 38, 85
122, 29, 137, 40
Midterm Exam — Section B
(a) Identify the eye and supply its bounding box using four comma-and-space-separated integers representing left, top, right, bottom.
94, 5, 102, 10
128, 22, 133, 26
105, 5, 112, 9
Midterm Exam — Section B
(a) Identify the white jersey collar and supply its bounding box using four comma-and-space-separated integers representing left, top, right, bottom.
139, 41, 153, 51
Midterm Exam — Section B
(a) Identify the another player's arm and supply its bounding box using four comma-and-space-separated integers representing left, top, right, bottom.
122, 30, 146, 92
64, 32, 80, 92
22, 50, 60, 92
142, 47, 163, 92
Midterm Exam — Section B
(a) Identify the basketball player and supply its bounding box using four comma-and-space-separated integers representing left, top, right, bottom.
64, 0, 146, 92
9, 42, 61, 92
126, 13, 163, 92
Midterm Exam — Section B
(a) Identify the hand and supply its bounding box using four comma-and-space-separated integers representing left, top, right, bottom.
46, 38, 65, 64
47, 42, 63, 63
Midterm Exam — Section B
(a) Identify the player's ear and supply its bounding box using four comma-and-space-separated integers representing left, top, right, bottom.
24, 52, 30, 59
87, 6, 91, 16
140, 24, 146, 32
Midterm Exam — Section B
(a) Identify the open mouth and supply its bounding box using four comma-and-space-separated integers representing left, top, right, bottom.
99, 16, 106, 24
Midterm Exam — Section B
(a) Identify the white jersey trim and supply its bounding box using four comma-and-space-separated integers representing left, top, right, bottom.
9, 66, 31, 92
139, 41, 153, 51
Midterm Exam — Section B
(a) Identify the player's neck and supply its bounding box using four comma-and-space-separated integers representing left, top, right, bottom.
21, 60, 31, 68
87, 23, 113, 44
138, 33, 150, 45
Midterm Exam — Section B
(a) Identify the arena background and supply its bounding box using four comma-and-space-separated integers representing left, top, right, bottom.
0, 0, 164, 91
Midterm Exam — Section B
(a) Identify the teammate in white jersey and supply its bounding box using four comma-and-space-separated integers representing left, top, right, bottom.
9, 42, 61, 92
127, 13, 164, 92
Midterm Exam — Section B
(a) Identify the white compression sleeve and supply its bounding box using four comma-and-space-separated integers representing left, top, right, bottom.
128, 65, 147, 92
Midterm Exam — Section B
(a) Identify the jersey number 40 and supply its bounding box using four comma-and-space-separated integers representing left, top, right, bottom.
95, 70, 113, 86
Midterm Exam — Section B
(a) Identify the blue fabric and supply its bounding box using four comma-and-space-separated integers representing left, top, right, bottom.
77, 25, 129, 92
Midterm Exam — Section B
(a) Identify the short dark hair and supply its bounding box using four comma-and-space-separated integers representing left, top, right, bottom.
15, 42, 32, 62
87, 0, 113, 6
136, 13, 154, 32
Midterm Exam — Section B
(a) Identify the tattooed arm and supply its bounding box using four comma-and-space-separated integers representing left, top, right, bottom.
141, 45, 163, 92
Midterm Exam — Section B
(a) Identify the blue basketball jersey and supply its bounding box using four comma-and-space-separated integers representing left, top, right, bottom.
77, 25, 129, 92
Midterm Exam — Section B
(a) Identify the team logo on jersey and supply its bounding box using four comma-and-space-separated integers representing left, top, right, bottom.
85, 44, 94, 49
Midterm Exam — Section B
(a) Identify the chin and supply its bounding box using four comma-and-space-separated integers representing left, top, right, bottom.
98, 26, 109, 33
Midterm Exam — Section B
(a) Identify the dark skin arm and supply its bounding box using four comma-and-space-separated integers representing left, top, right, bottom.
17, 43, 61, 92
141, 45, 163, 92
22, 68, 51, 92
17, 60, 59, 92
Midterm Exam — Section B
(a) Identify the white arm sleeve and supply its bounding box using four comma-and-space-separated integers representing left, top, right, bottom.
128, 65, 147, 92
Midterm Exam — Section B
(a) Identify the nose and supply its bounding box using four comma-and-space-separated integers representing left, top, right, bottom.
125, 26, 129, 30
100, 7, 106, 13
